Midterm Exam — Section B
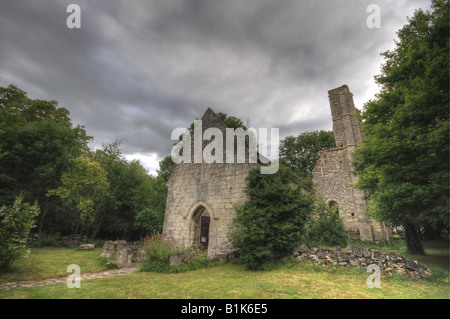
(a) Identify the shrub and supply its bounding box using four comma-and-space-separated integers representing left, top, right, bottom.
139, 234, 211, 273
230, 166, 315, 270
134, 207, 164, 237
0, 195, 40, 269
304, 201, 348, 248
98, 253, 118, 269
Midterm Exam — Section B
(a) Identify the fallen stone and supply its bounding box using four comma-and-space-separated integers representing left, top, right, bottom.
79, 244, 95, 250
169, 252, 184, 267
333, 246, 342, 254
371, 249, 386, 262
405, 260, 420, 271
99, 240, 144, 268
293, 244, 308, 256
317, 250, 326, 259
336, 252, 348, 262
100, 241, 116, 258
362, 248, 371, 258
349, 258, 360, 267
388, 252, 404, 263
353, 246, 364, 257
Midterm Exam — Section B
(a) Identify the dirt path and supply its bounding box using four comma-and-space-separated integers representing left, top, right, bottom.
0, 267, 137, 291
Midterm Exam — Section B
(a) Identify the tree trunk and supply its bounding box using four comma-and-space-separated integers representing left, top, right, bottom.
404, 222, 425, 255
38, 198, 49, 235
91, 213, 104, 239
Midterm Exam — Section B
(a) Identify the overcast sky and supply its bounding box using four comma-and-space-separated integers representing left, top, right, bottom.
0, 0, 431, 175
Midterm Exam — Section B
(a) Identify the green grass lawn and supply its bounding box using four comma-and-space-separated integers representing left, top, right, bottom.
0, 247, 105, 284
0, 241, 449, 299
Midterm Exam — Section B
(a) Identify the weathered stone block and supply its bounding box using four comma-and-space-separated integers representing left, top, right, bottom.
79, 244, 95, 250
371, 249, 385, 262
345, 245, 352, 254
405, 260, 420, 271
336, 252, 348, 262
333, 246, 342, 254
293, 244, 308, 256
99, 240, 143, 268
100, 241, 115, 258
388, 252, 404, 263
362, 248, 371, 258
349, 258, 360, 267
353, 246, 364, 257
169, 252, 184, 267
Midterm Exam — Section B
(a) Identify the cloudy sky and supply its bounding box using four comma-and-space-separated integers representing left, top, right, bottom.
0, 0, 431, 175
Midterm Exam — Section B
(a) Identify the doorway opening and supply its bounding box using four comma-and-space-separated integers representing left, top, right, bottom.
192, 206, 210, 250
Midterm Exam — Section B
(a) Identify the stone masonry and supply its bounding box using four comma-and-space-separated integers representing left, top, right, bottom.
292, 244, 432, 279
164, 86, 391, 260
312, 85, 391, 242
163, 108, 258, 259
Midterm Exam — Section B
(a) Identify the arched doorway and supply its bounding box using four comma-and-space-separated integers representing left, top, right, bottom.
192, 206, 210, 250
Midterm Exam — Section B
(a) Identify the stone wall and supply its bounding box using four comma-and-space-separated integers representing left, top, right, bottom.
163, 108, 258, 260
28, 234, 83, 247
313, 85, 391, 243
100, 240, 144, 268
163, 161, 256, 259
293, 244, 432, 279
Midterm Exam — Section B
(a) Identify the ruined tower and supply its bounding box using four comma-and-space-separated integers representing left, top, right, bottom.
313, 85, 391, 242
163, 108, 257, 259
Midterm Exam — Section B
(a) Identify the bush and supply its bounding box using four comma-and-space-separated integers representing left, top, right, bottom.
230, 166, 314, 270
98, 253, 118, 269
139, 234, 211, 273
0, 195, 40, 269
134, 207, 164, 237
304, 201, 348, 248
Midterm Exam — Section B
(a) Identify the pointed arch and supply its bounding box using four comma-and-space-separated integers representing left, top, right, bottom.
184, 200, 217, 220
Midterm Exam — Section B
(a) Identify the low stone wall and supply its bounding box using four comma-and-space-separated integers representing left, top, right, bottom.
28, 234, 82, 247
100, 240, 144, 268
293, 244, 432, 279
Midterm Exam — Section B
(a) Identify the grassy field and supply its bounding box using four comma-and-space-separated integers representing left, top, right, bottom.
0, 240, 448, 299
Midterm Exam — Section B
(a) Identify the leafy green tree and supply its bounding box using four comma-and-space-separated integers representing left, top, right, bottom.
134, 207, 165, 236
279, 130, 335, 181
89, 141, 154, 239
217, 112, 248, 130
353, 0, 449, 255
0, 84, 91, 234
231, 165, 314, 270
0, 195, 40, 269
47, 157, 109, 237
157, 155, 175, 184
134, 156, 172, 237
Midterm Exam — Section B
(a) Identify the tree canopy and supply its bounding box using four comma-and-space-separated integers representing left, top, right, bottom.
0, 84, 169, 240
353, 0, 449, 254
279, 130, 335, 181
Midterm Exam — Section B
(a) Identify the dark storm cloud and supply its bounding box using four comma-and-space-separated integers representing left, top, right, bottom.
0, 0, 431, 173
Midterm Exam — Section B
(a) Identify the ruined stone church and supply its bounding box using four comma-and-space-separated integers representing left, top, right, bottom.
163, 85, 391, 259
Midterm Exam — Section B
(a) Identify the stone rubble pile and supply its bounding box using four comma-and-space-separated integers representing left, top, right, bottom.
100, 240, 144, 268
293, 244, 432, 279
